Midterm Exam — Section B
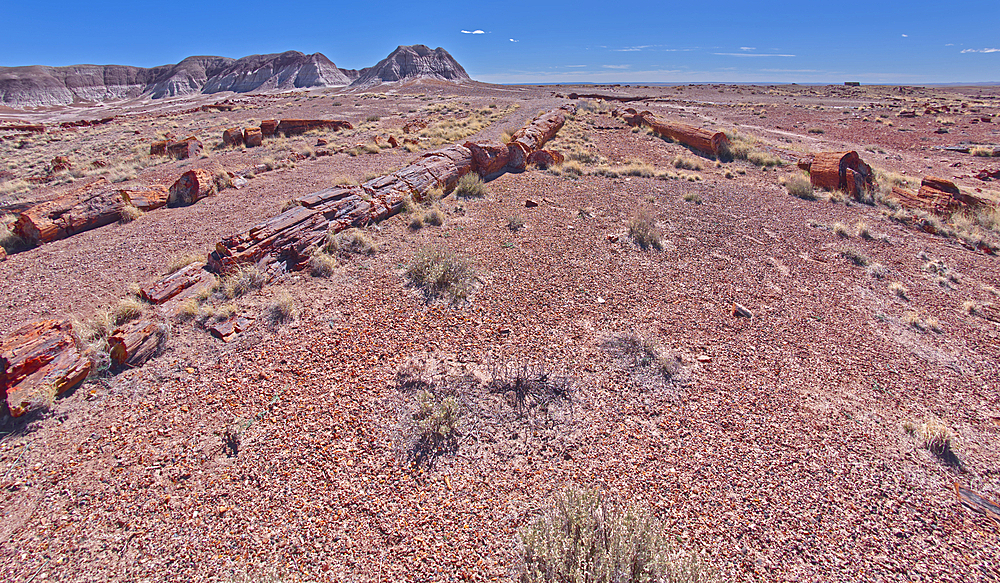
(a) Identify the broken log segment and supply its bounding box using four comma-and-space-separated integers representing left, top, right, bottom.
140, 262, 214, 305
14, 178, 130, 245
167, 168, 219, 207
275, 119, 353, 136
889, 176, 995, 216
119, 185, 169, 213
507, 107, 570, 170
464, 141, 510, 177
222, 127, 245, 147
640, 112, 730, 158
108, 319, 168, 368
806, 151, 874, 198
1, 319, 92, 417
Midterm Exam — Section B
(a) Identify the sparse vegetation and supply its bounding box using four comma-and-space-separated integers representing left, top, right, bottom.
628, 210, 663, 251
265, 290, 296, 327
889, 281, 909, 300
783, 174, 815, 200
308, 251, 337, 277
406, 246, 475, 302
454, 173, 487, 198
672, 156, 703, 171
119, 204, 143, 224
807, 127, 825, 134
507, 215, 525, 231
904, 419, 958, 466
683, 192, 702, 204
215, 265, 267, 299
399, 388, 464, 470
970, 146, 995, 157
165, 253, 203, 274
832, 222, 851, 238
518, 487, 710, 583
336, 228, 379, 255
839, 246, 869, 266
111, 297, 144, 327
1, 214, 27, 254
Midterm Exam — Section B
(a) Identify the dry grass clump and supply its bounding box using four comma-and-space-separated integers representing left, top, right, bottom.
507, 215, 526, 232
111, 297, 144, 327
175, 298, 201, 322
165, 253, 203, 275
902, 311, 941, 333
856, 221, 873, 240
454, 173, 487, 198
518, 486, 710, 583
720, 130, 783, 166
1, 214, 27, 254
782, 174, 815, 200
419, 104, 519, 146
832, 222, 851, 238
118, 204, 143, 224
839, 246, 869, 266
970, 146, 996, 157
672, 156, 704, 171
423, 206, 445, 227
265, 290, 296, 327
683, 192, 703, 204
628, 210, 663, 251
807, 127, 825, 134
960, 300, 981, 315
308, 251, 337, 277
904, 419, 957, 464
405, 246, 475, 302
215, 265, 267, 299
336, 228, 379, 255
888, 281, 909, 300
867, 263, 887, 279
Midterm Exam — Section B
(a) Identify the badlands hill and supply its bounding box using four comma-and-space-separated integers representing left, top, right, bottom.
0, 45, 470, 107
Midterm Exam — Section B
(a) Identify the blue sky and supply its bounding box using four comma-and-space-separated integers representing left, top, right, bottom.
2, 0, 998, 83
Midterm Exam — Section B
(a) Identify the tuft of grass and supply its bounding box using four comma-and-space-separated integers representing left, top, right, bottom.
807, 127, 825, 134
1, 215, 28, 254
215, 265, 267, 299
119, 204, 143, 224
856, 221, 873, 240
111, 297, 144, 327
409, 214, 425, 230
839, 246, 869, 266
423, 207, 445, 226
265, 290, 296, 327
867, 263, 887, 279
406, 246, 475, 302
165, 253, 203, 275
308, 251, 337, 277
683, 192, 703, 204
672, 156, 703, 171
832, 222, 851, 238
904, 419, 956, 462
961, 300, 981, 315
628, 210, 663, 251
888, 281, 909, 300
970, 146, 995, 157
176, 298, 200, 322
337, 228, 379, 255
518, 486, 710, 583
783, 174, 815, 200
454, 173, 487, 198
507, 215, 525, 232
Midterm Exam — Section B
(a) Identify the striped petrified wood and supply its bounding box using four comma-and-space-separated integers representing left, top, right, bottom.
0, 319, 92, 417
506, 106, 571, 170
612, 107, 730, 157
807, 151, 874, 197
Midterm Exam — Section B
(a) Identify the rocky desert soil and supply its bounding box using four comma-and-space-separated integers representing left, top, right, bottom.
1, 80, 999, 582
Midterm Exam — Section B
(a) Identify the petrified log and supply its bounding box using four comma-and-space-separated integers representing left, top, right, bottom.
119, 185, 169, 212
465, 141, 510, 176
388, 136, 399, 148
150, 140, 168, 156
0, 124, 45, 133
167, 137, 203, 159
403, 119, 428, 133
140, 262, 212, 305
260, 120, 279, 137
527, 149, 565, 168
275, 119, 353, 136
208, 315, 253, 342
14, 178, 131, 245
223, 127, 245, 147
1, 319, 92, 417
168, 168, 217, 207
51, 156, 72, 172
809, 151, 874, 197
108, 319, 167, 368
244, 127, 263, 147
640, 113, 730, 157
507, 108, 567, 170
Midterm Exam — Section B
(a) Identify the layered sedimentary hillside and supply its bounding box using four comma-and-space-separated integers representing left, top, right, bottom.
0, 51, 353, 106
349, 45, 471, 88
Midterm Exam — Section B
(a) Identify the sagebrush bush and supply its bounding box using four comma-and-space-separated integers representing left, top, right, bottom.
628, 211, 662, 251
406, 246, 475, 302
519, 487, 710, 583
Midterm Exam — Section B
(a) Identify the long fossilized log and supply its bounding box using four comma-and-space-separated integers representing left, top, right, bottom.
506, 107, 571, 170
0, 319, 92, 417
612, 107, 730, 157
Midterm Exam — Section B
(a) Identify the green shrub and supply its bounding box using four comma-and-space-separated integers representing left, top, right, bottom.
519, 487, 710, 583
406, 246, 475, 302
401, 389, 464, 469
454, 173, 487, 198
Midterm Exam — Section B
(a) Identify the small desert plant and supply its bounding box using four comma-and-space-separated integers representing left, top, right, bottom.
507, 215, 525, 232
960, 300, 981, 315
119, 204, 143, 224
215, 265, 267, 299
409, 214, 425, 230
401, 389, 464, 469
0, 216, 27, 254
783, 174, 815, 200
308, 251, 337, 277
265, 290, 296, 327
175, 298, 200, 322
518, 487, 710, 583
365, 115, 381, 123
839, 246, 869, 266
165, 253, 203, 274
111, 297, 144, 327
832, 222, 851, 238
807, 127, 825, 134
867, 263, 887, 279
610, 334, 681, 381
970, 146, 995, 157
281, 199, 301, 212
672, 156, 703, 171
683, 192, 702, 204
454, 173, 487, 198
904, 419, 959, 466
856, 221, 873, 240
337, 228, 379, 255
629, 211, 662, 251
406, 246, 475, 302
423, 207, 445, 227
888, 281, 909, 300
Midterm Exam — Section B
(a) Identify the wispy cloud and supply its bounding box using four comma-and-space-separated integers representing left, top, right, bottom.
962, 48, 1000, 53
740, 47, 756, 51
901, 34, 908, 37
602, 65, 631, 69
566, 65, 587, 68
509, 38, 518, 42
461, 29, 486, 34
714, 53, 795, 57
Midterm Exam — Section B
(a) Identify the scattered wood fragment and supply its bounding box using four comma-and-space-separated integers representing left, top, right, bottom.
0, 319, 92, 417
955, 484, 1000, 525
140, 263, 213, 305
732, 302, 753, 318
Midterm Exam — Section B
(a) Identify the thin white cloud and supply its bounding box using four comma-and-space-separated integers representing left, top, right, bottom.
509, 38, 518, 42
566, 65, 587, 68
602, 65, 631, 69
714, 53, 795, 57
901, 34, 908, 37
615, 48, 642, 52
740, 47, 756, 51
945, 43, 954, 46
461, 29, 486, 34
962, 48, 1000, 53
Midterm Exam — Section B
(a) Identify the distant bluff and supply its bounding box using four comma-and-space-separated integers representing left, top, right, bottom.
0, 45, 470, 107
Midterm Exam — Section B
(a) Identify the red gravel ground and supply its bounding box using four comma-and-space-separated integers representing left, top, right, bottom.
1, 82, 999, 581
